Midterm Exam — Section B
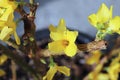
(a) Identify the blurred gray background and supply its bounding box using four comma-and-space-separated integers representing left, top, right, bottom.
17, 0, 120, 37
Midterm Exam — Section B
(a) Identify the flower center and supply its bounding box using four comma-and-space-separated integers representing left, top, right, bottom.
62, 40, 69, 47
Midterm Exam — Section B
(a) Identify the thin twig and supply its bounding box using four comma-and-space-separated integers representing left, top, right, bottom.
77, 40, 107, 52
11, 60, 17, 80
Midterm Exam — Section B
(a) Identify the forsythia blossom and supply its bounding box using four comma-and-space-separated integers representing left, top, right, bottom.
88, 3, 120, 40
48, 19, 78, 57
0, 54, 8, 65
0, 0, 20, 45
88, 3, 112, 28
107, 16, 120, 34
107, 55, 120, 80
86, 50, 102, 65
88, 53, 120, 80
88, 3, 113, 40
0, 69, 5, 77
88, 63, 104, 80
43, 64, 70, 80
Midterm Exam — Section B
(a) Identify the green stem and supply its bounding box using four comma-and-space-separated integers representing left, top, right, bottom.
49, 56, 55, 67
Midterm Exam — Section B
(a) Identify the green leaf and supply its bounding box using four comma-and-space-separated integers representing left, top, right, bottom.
40, 59, 46, 64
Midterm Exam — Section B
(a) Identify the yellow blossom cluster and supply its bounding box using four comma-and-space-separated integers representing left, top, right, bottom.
86, 50, 102, 65
0, 0, 20, 45
87, 51, 120, 80
89, 3, 120, 40
43, 64, 70, 80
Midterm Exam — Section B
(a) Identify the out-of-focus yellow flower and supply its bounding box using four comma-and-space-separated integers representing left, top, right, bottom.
96, 73, 109, 80
48, 19, 78, 57
0, 0, 17, 21
108, 63, 120, 80
0, 54, 8, 65
88, 3, 113, 40
108, 16, 120, 34
110, 54, 120, 66
0, 26, 13, 41
86, 50, 102, 65
88, 63, 104, 80
0, 0, 20, 45
0, 69, 6, 77
43, 64, 70, 80
107, 56, 120, 80
88, 3, 113, 27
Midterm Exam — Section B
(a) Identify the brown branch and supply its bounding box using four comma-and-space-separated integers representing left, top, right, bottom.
16, 3, 39, 55
0, 44, 40, 79
77, 40, 107, 52
11, 60, 17, 80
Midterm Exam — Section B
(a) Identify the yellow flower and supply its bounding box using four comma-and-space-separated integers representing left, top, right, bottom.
88, 3, 113, 27
86, 50, 102, 65
0, 54, 8, 65
107, 56, 120, 80
48, 19, 78, 57
0, 26, 13, 41
97, 73, 109, 80
0, 0, 20, 45
0, 0, 17, 21
43, 64, 70, 80
108, 63, 120, 80
108, 16, 120, 34
88, 63, 104, 80
0, 69, 6, 77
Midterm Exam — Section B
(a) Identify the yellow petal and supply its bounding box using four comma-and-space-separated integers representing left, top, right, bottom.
88, 64, 104, 80
97, 73, 109, 80
44, 66, 57, 80
97, 3, 112, 23
110, 5, 113, 19
0, 7, 13, 21
0, 26, 13, 41
65, 30, 78, 42
48, 40, 66, 53
49, 24, 56, 32
0, 0, 17, 21
50, 32, 64, 41
0, 0, 17, 10
88, 72, 97, 80
56, 65, 70, 76
108, 63, 120, 80
0, 54, 8, 65
0, 69, 6, 77
57, 19, 66, 31
86, 50, 102, 65
64, 43, 77, 57
88, 14, 98, 27
7, 0, 18, 10
110, 55, 120, 66
95, 64, 103, 73
14, 31, 20, 45
0, 21, 6, 29
6, 14, 15, 27
108, 16, 120, 33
